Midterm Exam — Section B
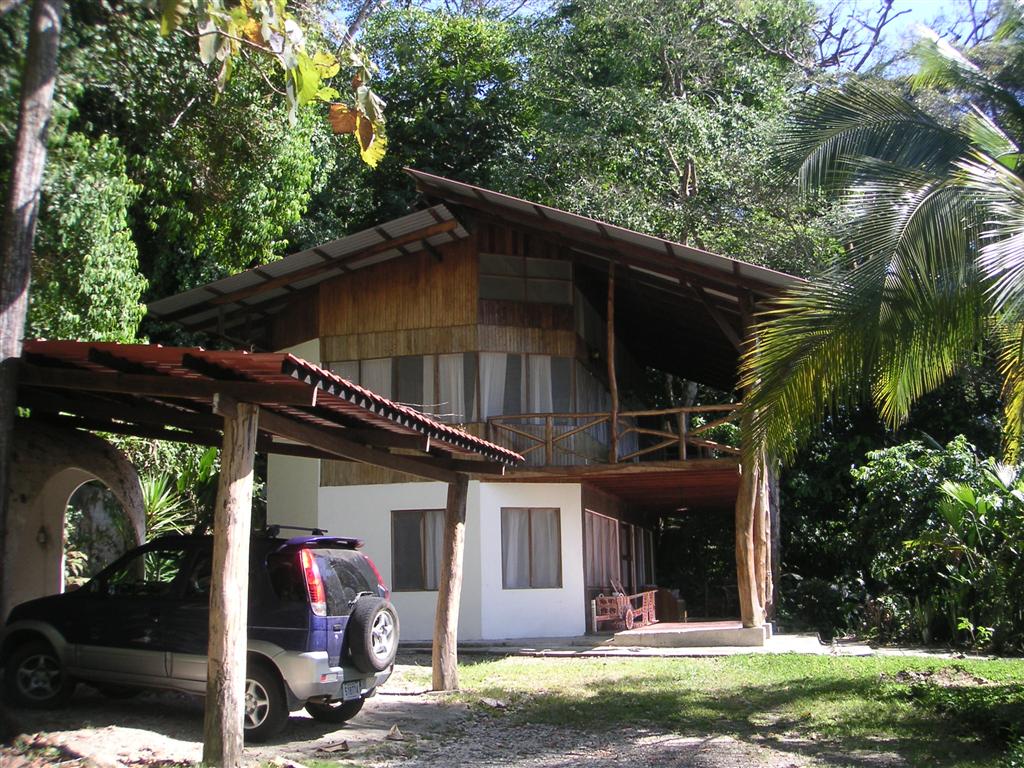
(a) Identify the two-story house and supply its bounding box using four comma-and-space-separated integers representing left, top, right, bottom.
148, 170, 799, 642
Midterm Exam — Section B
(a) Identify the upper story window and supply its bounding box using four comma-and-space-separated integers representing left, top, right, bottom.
479, 254, 572, 305
330, 354, 478, 423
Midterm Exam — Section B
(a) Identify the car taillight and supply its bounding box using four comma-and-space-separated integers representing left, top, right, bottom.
362, 553, 389, 599
299, 548, 327, 616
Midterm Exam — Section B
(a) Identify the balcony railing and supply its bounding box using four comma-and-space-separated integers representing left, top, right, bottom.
487, 404, 740, 467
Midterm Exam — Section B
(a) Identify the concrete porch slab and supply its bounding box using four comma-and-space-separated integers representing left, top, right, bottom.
607, 621, 768, 648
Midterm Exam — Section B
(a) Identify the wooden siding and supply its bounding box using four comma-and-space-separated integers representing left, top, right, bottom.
320, 325, 478, 362
318, 238, 477, 336
268, 288, 319, 351
478, 300, 574, 330
477, 326, 577, 356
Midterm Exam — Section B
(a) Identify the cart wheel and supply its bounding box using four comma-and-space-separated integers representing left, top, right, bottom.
624, 610, 635, 630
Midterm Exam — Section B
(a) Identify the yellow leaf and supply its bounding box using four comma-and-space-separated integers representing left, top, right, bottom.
355, 115, 386, 168
328, 104, 357, 134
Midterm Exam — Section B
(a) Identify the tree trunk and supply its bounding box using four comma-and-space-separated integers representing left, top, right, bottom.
0, 0, 64, 623
767, 460, 781, 621
203, 398, 259, 768
432, 473, 468, 691
734, 410, 766, 628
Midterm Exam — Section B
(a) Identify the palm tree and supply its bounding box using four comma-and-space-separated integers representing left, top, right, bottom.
740, 12, 1024, 462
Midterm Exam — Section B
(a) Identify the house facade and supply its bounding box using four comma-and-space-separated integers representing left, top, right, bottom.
148, 170, 798, 641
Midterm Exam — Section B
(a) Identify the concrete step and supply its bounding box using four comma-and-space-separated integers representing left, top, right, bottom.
607, 621, 768, 647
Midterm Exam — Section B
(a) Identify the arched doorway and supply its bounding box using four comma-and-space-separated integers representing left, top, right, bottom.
4, 422, 144, 616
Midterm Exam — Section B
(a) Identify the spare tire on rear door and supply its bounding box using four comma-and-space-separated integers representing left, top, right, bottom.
347, 597, 399, 673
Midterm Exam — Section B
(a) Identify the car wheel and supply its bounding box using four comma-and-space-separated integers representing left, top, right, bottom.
304, 695, 365, 723
347, 597, 399, 673
4, 640, 75, 709
243, 664, 288, 743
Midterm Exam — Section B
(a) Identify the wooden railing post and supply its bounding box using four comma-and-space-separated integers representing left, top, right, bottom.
544, 415, 554, 466
677, 409, 687, 461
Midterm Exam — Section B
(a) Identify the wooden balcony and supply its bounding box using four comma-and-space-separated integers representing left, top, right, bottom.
487, 404, 740, 468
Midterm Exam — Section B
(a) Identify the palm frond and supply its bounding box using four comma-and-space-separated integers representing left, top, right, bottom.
995, 321, 1024, 461
780, 82, 972, 192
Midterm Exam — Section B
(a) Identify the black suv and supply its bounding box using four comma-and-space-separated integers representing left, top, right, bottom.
1, 530, 399, 741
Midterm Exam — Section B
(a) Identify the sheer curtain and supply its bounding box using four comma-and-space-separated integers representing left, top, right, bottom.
480, 353, 507, 419
421, 356, 436, 414
501, 507, 529, 588
423, 509, 444, 590
528, 356, 553, 413
530, 508, 560, 588
438, 353, 465, 423
360, 358, 392, 398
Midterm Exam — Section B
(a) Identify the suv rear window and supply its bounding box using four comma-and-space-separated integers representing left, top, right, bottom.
267, 548, 378, 616
316, 549, 377, 616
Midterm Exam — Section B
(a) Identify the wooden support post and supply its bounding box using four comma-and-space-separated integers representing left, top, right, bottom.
607, 263, 619, 464
767, 460, 781, 621
432, 473, 469, 691
735, 291, 767, 629
677, 410, 687, 461
203, 396, 259, 768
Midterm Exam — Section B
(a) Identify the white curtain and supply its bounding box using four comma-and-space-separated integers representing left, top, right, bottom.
419, 355, 436, 414
360, 358, 392, 399
480, 352, 507, 419
501, 507, 529, 588
530, 508, 560, 588
423, 509, 444, 590
438, 354, 464, 423
584, 511, 618, 589
528, 356, 553, 413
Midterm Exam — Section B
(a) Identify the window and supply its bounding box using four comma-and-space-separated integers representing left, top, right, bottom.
501, 507, 561, 589
479, 254, 572, 305
101, 546, 188, 598
584, 511, 618, 589
391, 509, 444, 591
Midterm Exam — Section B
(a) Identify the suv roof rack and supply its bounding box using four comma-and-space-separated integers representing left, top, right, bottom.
265, 524, 328, 537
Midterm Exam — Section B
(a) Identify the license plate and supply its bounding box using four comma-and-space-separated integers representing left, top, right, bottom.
342, 681, 362, 701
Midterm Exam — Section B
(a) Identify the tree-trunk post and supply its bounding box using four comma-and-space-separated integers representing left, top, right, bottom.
607, 262, 619, 464
734, 421, 766, 629
432, 473, 469, 691
0, 0, 65, 624
203, 396, 260, 768
767, 459, 781, 620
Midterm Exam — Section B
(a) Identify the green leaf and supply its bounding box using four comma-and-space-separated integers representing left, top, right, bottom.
159, 0, 190, 36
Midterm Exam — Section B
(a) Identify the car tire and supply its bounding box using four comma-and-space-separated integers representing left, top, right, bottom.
304, 695, 365, 723
243, 663, 289, 743
347, 597, 399, 673
4, 640, 75, 709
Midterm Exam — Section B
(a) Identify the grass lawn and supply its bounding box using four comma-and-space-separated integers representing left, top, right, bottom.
401, 653, 1024, 767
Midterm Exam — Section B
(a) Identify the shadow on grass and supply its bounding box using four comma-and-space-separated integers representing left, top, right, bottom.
460, 655, 1023, 767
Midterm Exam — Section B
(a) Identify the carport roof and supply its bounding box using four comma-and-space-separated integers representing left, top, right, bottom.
18, 340, 521, 482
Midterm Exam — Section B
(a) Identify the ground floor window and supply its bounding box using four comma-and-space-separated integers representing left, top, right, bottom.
501, 507, 561, 589
391, 509, 444, 591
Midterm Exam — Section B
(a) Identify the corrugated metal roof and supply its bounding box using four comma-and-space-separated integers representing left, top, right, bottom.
405, 169, 802, 294
19, 340, 522, 467
147, 205, 467, 327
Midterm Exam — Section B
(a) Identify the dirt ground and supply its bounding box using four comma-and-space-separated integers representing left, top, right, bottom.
4, 663, 904, 768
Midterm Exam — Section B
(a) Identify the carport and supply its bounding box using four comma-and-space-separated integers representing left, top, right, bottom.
11, 339, 521, 767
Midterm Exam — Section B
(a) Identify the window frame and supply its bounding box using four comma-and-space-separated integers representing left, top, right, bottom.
500, 506, 563, 590
390, 508, 445, 592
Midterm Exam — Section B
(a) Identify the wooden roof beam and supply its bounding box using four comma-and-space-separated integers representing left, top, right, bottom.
18, 362, 319, 406
258, 409, 459, 484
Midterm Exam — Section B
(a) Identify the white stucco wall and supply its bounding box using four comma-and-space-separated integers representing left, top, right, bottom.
317, 482, 485, 642
267, 338, 321, 529
313, 480, 585, 642
478, 483, 585, 639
